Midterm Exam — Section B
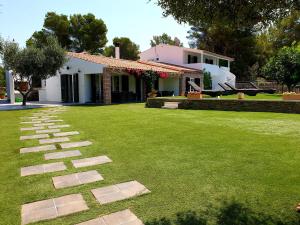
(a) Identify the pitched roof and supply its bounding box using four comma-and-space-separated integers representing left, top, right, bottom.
67, 52, 200, 74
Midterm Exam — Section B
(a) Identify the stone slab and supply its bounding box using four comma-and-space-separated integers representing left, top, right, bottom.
21, 162, 66, 176
20, 121, 42, 124
91, 181, 150, 205
60, 141, 92, 149
36, 129, 61, 134
53, 131, 79, 137
21, 117, 39, 120
75, 209, 144, 225
44, 119, 64, 123
22, 194, 88, 225
34, 123, 55, 127
72, 156, 112, 168
21, 126, 45, 131
39, 137, 70, 144
48, 124, 70, 129
20, 134, 49, 140
44, 150, 82, 160
52, 170, 103, 189
20, 144, 56, 154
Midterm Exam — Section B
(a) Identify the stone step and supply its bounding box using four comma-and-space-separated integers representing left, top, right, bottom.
44, 150, 81, 160
36, 129, 61, 134
39, 137, 70, 145
20, 144, 56, 154
33, 123, 55, 127
52, 170, 103, 189
53, 131, 79, 137
20, 134, 49, 141
21, 126, 45, 131
21, 194, 88, 225
60, 141, 92, 149
48, 124, 70, 129
21, 162, 66, 176
44, 119, 64, 123
72, 155, 112, 168
91, 180, 150, 205
76, 209, 144, 225
162, 102, 179, 109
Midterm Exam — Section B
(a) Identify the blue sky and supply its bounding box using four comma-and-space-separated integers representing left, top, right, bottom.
0, 0, 190, 51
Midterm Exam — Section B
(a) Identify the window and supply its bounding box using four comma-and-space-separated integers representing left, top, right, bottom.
193, 56, 198, 63
188, 55, 191, 64
205, 58, 214, 64
113, 76, 120, 92
219, 59, 229, 67
121, 75, 129, 92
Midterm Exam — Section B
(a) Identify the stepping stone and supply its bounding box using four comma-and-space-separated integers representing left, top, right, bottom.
36, 129, 61, 134
44, 150, 81, 160
53, 131, 79, 137
21, 116, 39, 120
44, 119, 64, 123
20, 121, 42, 124
91, 181, 150, 205
21, 162, 66, 176
52, 170, 103, 189
20, 144, 56, 154
48, 124, 70, 129
33, 123, 54, 127
75, 209, 144, 225
72, 156, 112, 168
21, 194, 88, 225
39, 137, 70, 144
60, 141, 92, 149
21, 126, 45, 131
20, 134, 49, 141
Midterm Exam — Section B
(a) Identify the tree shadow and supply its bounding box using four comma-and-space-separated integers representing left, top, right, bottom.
145, 201, 300, 225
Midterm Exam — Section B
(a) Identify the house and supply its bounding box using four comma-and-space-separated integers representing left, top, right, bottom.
38, 52, 202, 104
139, 45, 236, 91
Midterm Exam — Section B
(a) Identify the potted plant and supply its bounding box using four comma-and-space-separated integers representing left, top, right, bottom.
148, 89, 158, 98
282, 92, 300, 100
237, 92, 245, 100
187, 91, 203, 100
0, 88, 5, 99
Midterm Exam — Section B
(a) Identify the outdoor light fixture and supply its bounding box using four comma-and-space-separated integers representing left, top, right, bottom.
78, 69, 81, 73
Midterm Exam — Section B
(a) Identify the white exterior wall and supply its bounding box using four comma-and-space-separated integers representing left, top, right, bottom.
38, 56, 104, 103
140, 45, 184, 65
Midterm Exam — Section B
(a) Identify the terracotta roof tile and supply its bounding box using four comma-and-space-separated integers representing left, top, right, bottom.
67, 52, 200, 74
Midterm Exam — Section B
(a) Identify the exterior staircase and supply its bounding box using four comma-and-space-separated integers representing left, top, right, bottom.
162, 102, 179, 109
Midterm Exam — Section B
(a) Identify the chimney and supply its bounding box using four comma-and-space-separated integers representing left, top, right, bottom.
114, 42, 120, 59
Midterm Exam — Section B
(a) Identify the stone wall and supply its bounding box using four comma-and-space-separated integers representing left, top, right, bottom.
146, 98, 300, 114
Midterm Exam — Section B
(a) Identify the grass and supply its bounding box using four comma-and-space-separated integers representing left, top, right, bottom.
1, 104, 300, 225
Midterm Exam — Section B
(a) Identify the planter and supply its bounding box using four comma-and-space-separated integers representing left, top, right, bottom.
18, 82, 28, 92
283, 93, 300, 101
148, 90, 158, 98
187, 92, 203, 100
0, 94, 4, 99
237, 92, 245, 100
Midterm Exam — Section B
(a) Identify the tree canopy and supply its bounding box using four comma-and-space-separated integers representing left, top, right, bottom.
103, 37, 140, 60
262, 45, 300, 91
1, 36, 66, 105
150, 33, 183, 47
27, 12, 108, 54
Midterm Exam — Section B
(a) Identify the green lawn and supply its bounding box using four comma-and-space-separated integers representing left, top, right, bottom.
1, 104, 300, 225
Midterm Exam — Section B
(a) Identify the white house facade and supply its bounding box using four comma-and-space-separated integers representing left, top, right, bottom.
139, 45, 236, 91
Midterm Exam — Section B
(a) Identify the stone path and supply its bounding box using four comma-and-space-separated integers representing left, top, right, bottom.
72, 156, 112, 168
44, 150, 82, 160
91, 181, 150, 205
22, 194, 88, 225
19, 106, 147, 224
76, 209, 143, 225
21, 162, 66, 176
52, 170, 103, 189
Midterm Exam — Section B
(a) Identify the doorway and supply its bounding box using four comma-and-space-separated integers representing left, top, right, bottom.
61, 74, 79, 103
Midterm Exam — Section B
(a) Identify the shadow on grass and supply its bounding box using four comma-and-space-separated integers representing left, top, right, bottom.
145, 201, 300, 225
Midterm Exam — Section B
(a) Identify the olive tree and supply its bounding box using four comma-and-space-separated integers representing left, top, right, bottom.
0, 36, 66, 105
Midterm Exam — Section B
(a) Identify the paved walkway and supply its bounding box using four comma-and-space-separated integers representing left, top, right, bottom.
19, 106, 150, 224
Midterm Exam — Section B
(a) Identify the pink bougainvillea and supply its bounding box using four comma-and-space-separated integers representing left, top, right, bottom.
158, 72, 169, 79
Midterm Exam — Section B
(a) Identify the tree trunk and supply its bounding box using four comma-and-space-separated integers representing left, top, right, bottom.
22, 94, 27, 106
